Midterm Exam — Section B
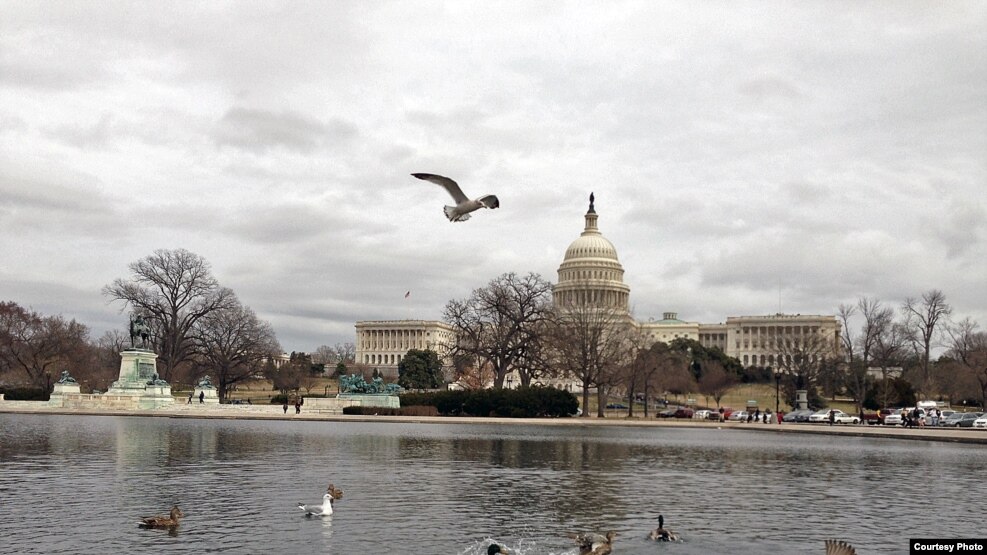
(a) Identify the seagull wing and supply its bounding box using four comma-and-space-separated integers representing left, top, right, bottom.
412, 173, 469, 204
477, 195, 499, 209
825, 540, 857, 555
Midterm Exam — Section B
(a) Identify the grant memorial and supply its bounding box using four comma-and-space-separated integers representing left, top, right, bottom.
103, 315, 174, 409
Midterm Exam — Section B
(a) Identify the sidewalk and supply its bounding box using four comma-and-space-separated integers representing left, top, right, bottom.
1, 400, 985, 444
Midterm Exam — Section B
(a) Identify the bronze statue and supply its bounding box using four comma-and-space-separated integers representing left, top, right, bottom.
129, 314, 151, 349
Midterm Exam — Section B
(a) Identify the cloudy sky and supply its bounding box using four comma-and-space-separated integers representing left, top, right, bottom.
1, 1, 985, 352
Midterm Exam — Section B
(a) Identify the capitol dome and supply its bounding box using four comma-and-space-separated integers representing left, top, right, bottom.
553, 193, 631, 312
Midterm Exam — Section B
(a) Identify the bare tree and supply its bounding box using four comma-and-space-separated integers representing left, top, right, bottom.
871, 320, 909, 408
775, 326, 837, 403
443, 272, 554, 389
547, 301, 631, 417
840, 298, 895, 415
698, 359, 737, 409
313, 342, 356, 366
0, 301, 90, 390
902, 289, 952, 394
192, 297, 281, 402
103, 249, 235, 381
945, 319, 987, 409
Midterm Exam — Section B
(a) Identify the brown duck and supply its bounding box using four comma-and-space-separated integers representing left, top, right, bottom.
138, 505, 184, 528
573, 531, 615, 555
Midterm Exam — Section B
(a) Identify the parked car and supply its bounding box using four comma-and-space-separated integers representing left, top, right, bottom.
673, 408, 694, 419
693, 409, 714, 420
657, 408, 678, 418
956, 412, 984, 428
808, 409, 860, 424
938, 409, 957, 425
606, 403, 629, 409
884, 409, 904, 426
972, 415, 987, 429
782, 409, 813, 423
728, 410, 749, 422
942, 412, 967, 427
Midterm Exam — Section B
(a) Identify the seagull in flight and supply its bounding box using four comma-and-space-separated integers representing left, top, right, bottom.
411, 173, 499, 222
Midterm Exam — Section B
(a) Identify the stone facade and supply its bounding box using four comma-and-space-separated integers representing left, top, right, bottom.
354, 320, 455, 377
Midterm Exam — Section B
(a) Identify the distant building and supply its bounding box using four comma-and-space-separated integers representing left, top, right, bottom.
354, 320, 455, 378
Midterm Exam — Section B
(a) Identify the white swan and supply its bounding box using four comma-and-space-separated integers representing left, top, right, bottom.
411, 173, 500, 222
298, 483, 343, 516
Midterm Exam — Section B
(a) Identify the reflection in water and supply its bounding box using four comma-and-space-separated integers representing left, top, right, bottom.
0, 414, 983, 554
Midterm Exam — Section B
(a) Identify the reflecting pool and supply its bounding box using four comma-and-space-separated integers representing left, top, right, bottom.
0, 414, 981, 554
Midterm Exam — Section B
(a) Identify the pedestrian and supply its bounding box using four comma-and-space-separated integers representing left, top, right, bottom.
718, 407, 724, 422
295, 401, 301, 414
187, 392, 193, 405
763, 410, 769, 424
828, 409, 835, 426
199, 391, 204, 404
746, 411, 753, 423
754, 409, 760, 422
282, 401, 288, 414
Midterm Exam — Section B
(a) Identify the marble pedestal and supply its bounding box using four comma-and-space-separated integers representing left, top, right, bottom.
192, 385, 220, 404
105, 349, 174, 409
48, 381, 81, 407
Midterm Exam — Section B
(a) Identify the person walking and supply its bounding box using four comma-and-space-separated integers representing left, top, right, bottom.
199, 391, 204, 404
187, 392, 193, 405
828, 409, 835, 426
282, 401, 288, 414
295, 400, 301, 414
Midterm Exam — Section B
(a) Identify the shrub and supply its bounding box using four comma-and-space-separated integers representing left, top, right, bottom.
0, 387, 49, 401
398, 386, 578, 418
270, 394, 288, 405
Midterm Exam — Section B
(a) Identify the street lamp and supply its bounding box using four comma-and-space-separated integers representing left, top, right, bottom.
774, 369, 781, 415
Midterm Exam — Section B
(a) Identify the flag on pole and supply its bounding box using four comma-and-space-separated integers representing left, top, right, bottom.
404, 291, 410, 298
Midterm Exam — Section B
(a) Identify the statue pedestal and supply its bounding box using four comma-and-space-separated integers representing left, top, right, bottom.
337, 394, 401, 409
796, 389, 808, 411
105, 349, 173, 409
193, 386, 219, 404
49, 382, 81, 407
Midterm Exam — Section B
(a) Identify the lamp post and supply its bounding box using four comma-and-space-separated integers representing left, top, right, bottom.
774, 369, 781, 415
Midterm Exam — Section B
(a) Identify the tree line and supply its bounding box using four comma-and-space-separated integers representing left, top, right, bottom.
440, 273, 987, 414
1, 249, 283, 402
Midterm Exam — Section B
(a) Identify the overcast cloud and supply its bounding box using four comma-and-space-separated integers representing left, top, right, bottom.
1, 1, 984, 352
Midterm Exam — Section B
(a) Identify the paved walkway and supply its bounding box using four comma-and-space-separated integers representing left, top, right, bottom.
2, 401, 985, 444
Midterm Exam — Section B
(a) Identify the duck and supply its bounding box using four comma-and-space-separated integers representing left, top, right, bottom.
298, 483, 344, 516
573, 530, 615, 555
487, 544, 509, 555
138, 505, 183, 529
825, 539, 857, 555
647, 514, 680, 542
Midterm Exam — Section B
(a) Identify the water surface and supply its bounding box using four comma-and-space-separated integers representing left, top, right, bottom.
0, 414, 981, 554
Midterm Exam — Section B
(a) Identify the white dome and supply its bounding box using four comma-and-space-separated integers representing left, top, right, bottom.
553, 195, 630, 312
563, 234, 620, 262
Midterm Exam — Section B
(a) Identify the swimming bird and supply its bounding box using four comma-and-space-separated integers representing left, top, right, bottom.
411, 173, 499, 222
573, 531, 615, 555
825, 539, 857, 555
487, 544, 509, 555
138, 505, 183, 529
298, 483, 344, 516
647, 513, 680, 542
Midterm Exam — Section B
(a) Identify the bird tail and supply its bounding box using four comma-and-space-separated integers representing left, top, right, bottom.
444, 206, 469, 222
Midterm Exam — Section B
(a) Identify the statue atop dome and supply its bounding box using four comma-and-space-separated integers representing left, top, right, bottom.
589, 192, 595, 213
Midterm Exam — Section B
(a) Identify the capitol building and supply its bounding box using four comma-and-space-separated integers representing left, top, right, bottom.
356, 194, 840, 381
